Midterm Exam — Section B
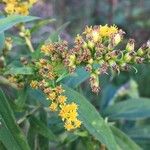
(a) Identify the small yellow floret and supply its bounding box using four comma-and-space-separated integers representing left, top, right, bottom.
99, 24, 118, 37
48, 92, 57, 101
30, 80, 38, 89
57, 95, 67, 104
49, 103, 58, 112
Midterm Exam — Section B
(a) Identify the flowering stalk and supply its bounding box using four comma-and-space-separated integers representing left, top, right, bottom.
1, 1, 150, 130
63, 25, 150, 93
29, 41, 81, 131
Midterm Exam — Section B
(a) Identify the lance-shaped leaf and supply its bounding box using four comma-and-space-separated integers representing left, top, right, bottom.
63, 85, 117, 150
0, 15, 39, 33
0, 89, 30, 150
104, 98, 150, 120
110, 126, 141, 150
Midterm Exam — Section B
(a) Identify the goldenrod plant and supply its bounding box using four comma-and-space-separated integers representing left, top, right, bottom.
0, 1, 150, 150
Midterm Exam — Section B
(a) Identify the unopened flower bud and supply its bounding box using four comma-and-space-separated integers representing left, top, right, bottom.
108, 59, 117, 67
126, 39, 135, 52
124, 53, 132, 63
88, 41, 95, 49
68, 54, 76, 66
19, 32, 25, 37
109, 50, 119, 59
105, 53, 111, 61
137, 47, 144, 56
98, 59, 105, 65
134, 57, 144, 64
88, 58, 94, 64
114, 33, 121, 46
90, 73, 100, 93
92, 30, 101, 43
82, 42, 88, 49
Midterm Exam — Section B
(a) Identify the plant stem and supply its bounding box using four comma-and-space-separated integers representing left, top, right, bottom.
19, 24, 35, 53
17, 105, 41, 124
25, 36, 35, 53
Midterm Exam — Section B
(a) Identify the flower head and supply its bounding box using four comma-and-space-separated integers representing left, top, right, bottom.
2, 0, 37, 15
99, 24, 118, 37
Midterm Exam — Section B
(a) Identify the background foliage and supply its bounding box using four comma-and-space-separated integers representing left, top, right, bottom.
0, 0, 150, 150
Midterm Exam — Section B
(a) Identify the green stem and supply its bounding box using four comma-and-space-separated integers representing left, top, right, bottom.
17, 105, 41, 124
25, 36, 34, 53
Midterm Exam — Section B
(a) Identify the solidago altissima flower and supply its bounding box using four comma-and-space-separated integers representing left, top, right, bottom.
30, 41, 81, 131
5, 24, 149, 131
2, 0, 37, 15
64, 25, 150, 93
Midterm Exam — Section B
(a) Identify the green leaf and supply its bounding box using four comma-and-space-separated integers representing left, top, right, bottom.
27, 126, 36, 150
5, 66, 34, 75
29, 116, 56, 142
38, 108, 50, 150
104, 98, 150, 120
62, 67, 89, 88
0, 15, 39, 33
126, 125, 150, 140
0, 141, 6, 150
47, 22, 70, 42
63, 85, 117, 150
110, 126, 141, 150
0, 117, 20, 150
15, 87, 28, 110
30, 18, 56, 33
0, 89, 30, 150
0, 32, 5, 54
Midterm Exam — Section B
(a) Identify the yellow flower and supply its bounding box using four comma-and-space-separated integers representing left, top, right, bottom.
59, 102, 78, 121
49, 102, 58, 112
15, 4, 29, 16
74, 119, 82, 128
2, 0, 36, 15
48, 92, 57, 101
92, 30, 101, 43
57, 95, 67, 104
64, 119, 81, 131
4, 3, 15, 14
30, 80, 38, 89
83, 26, 93, 35
109, 25, 118, 35
41, 44, 55, 55
99, 24, 118, 37
64, 122, 74, 131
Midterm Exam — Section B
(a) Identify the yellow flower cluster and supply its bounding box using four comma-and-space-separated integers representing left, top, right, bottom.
41, 44, 55, 56
59, 102, 81, 131
48, 88, 81, 131
82, 24, 118, 43
99, 24, 118, 37
37, 59, 56, 80
29, 43, 81, 131
65, 25, 123, 93
30, 81, 81, 131
2, 0, 37, 15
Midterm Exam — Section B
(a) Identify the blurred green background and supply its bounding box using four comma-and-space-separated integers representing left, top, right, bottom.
0, 0, 150, 150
